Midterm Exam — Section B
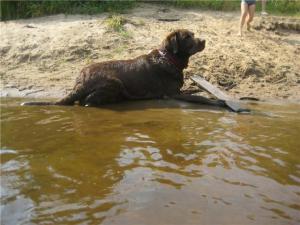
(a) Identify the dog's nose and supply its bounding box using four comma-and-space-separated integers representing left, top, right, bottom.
200, 39, 206, 44
198, 39, 205, 49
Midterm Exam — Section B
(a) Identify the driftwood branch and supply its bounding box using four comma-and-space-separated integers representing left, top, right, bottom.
157, 18, 180, 22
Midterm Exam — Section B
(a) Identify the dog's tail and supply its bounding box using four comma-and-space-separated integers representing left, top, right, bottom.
21, 89, 85, 106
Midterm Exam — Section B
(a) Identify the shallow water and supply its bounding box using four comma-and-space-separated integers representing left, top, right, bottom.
1, 98, 300, 225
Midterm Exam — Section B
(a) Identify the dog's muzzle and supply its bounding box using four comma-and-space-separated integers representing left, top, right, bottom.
189, 38, 205, 55
198, 38, 206, 51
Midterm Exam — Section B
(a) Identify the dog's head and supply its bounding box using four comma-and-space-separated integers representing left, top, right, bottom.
161, 29, 205, 57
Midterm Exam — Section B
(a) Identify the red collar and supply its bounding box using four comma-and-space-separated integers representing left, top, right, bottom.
158, 50, 186, 71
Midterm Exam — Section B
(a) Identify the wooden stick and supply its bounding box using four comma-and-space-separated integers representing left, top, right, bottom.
190, 75, 250, 113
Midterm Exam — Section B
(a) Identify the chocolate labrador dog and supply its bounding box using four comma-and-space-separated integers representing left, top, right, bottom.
22, 29, 224, 107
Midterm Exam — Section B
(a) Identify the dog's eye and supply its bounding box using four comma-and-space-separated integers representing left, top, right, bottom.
184, 33, 194, 40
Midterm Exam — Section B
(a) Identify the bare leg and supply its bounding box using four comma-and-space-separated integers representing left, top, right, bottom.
261, 0, 268, 15
246, 4, 256, 31
238, 2, 249, 36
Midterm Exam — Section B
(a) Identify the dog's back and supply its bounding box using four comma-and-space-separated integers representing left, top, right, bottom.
22, 29, 205, 107
22, 50, 183, 106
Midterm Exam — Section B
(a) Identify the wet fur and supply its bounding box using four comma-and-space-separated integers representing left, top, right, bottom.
22, 29, 223, 107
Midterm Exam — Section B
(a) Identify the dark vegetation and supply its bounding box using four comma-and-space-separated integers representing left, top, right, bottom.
0, 1, 136, 21
166, 0, 300, 15
1, 0, 300, 21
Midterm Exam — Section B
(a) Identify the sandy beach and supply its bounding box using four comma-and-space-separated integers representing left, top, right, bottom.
1, 3, 299, 102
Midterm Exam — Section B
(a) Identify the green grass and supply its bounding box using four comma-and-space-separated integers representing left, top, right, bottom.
1, 0, 299, 21
0, 1, 137, 21
105, 14, 133, 39
165, 0, 300, 16
265, 0, 300, 16
106, 14, 126, 32
167, 0, 239, 11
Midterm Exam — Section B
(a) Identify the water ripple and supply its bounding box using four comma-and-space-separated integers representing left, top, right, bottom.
1, 99, 300, 224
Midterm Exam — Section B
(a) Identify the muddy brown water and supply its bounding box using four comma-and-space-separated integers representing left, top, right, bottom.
1, 98, 300, 225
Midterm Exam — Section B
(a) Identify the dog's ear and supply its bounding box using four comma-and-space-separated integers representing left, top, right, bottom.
162, 33, 178, 54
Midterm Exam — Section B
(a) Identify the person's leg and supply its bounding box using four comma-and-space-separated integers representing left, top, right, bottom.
238, 2, 249, 36
261, 0, 268, 15
246, 4, 256, 31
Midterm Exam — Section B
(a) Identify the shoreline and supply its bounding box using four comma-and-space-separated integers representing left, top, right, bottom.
1, 4, 299, 103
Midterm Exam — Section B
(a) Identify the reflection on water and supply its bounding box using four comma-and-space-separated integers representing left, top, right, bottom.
1, 98, 300, 225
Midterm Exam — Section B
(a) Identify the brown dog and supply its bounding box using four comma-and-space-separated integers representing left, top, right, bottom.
22, 29, 223, 107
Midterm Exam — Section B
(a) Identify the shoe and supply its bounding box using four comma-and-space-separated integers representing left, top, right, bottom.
261, 11, 268, 16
